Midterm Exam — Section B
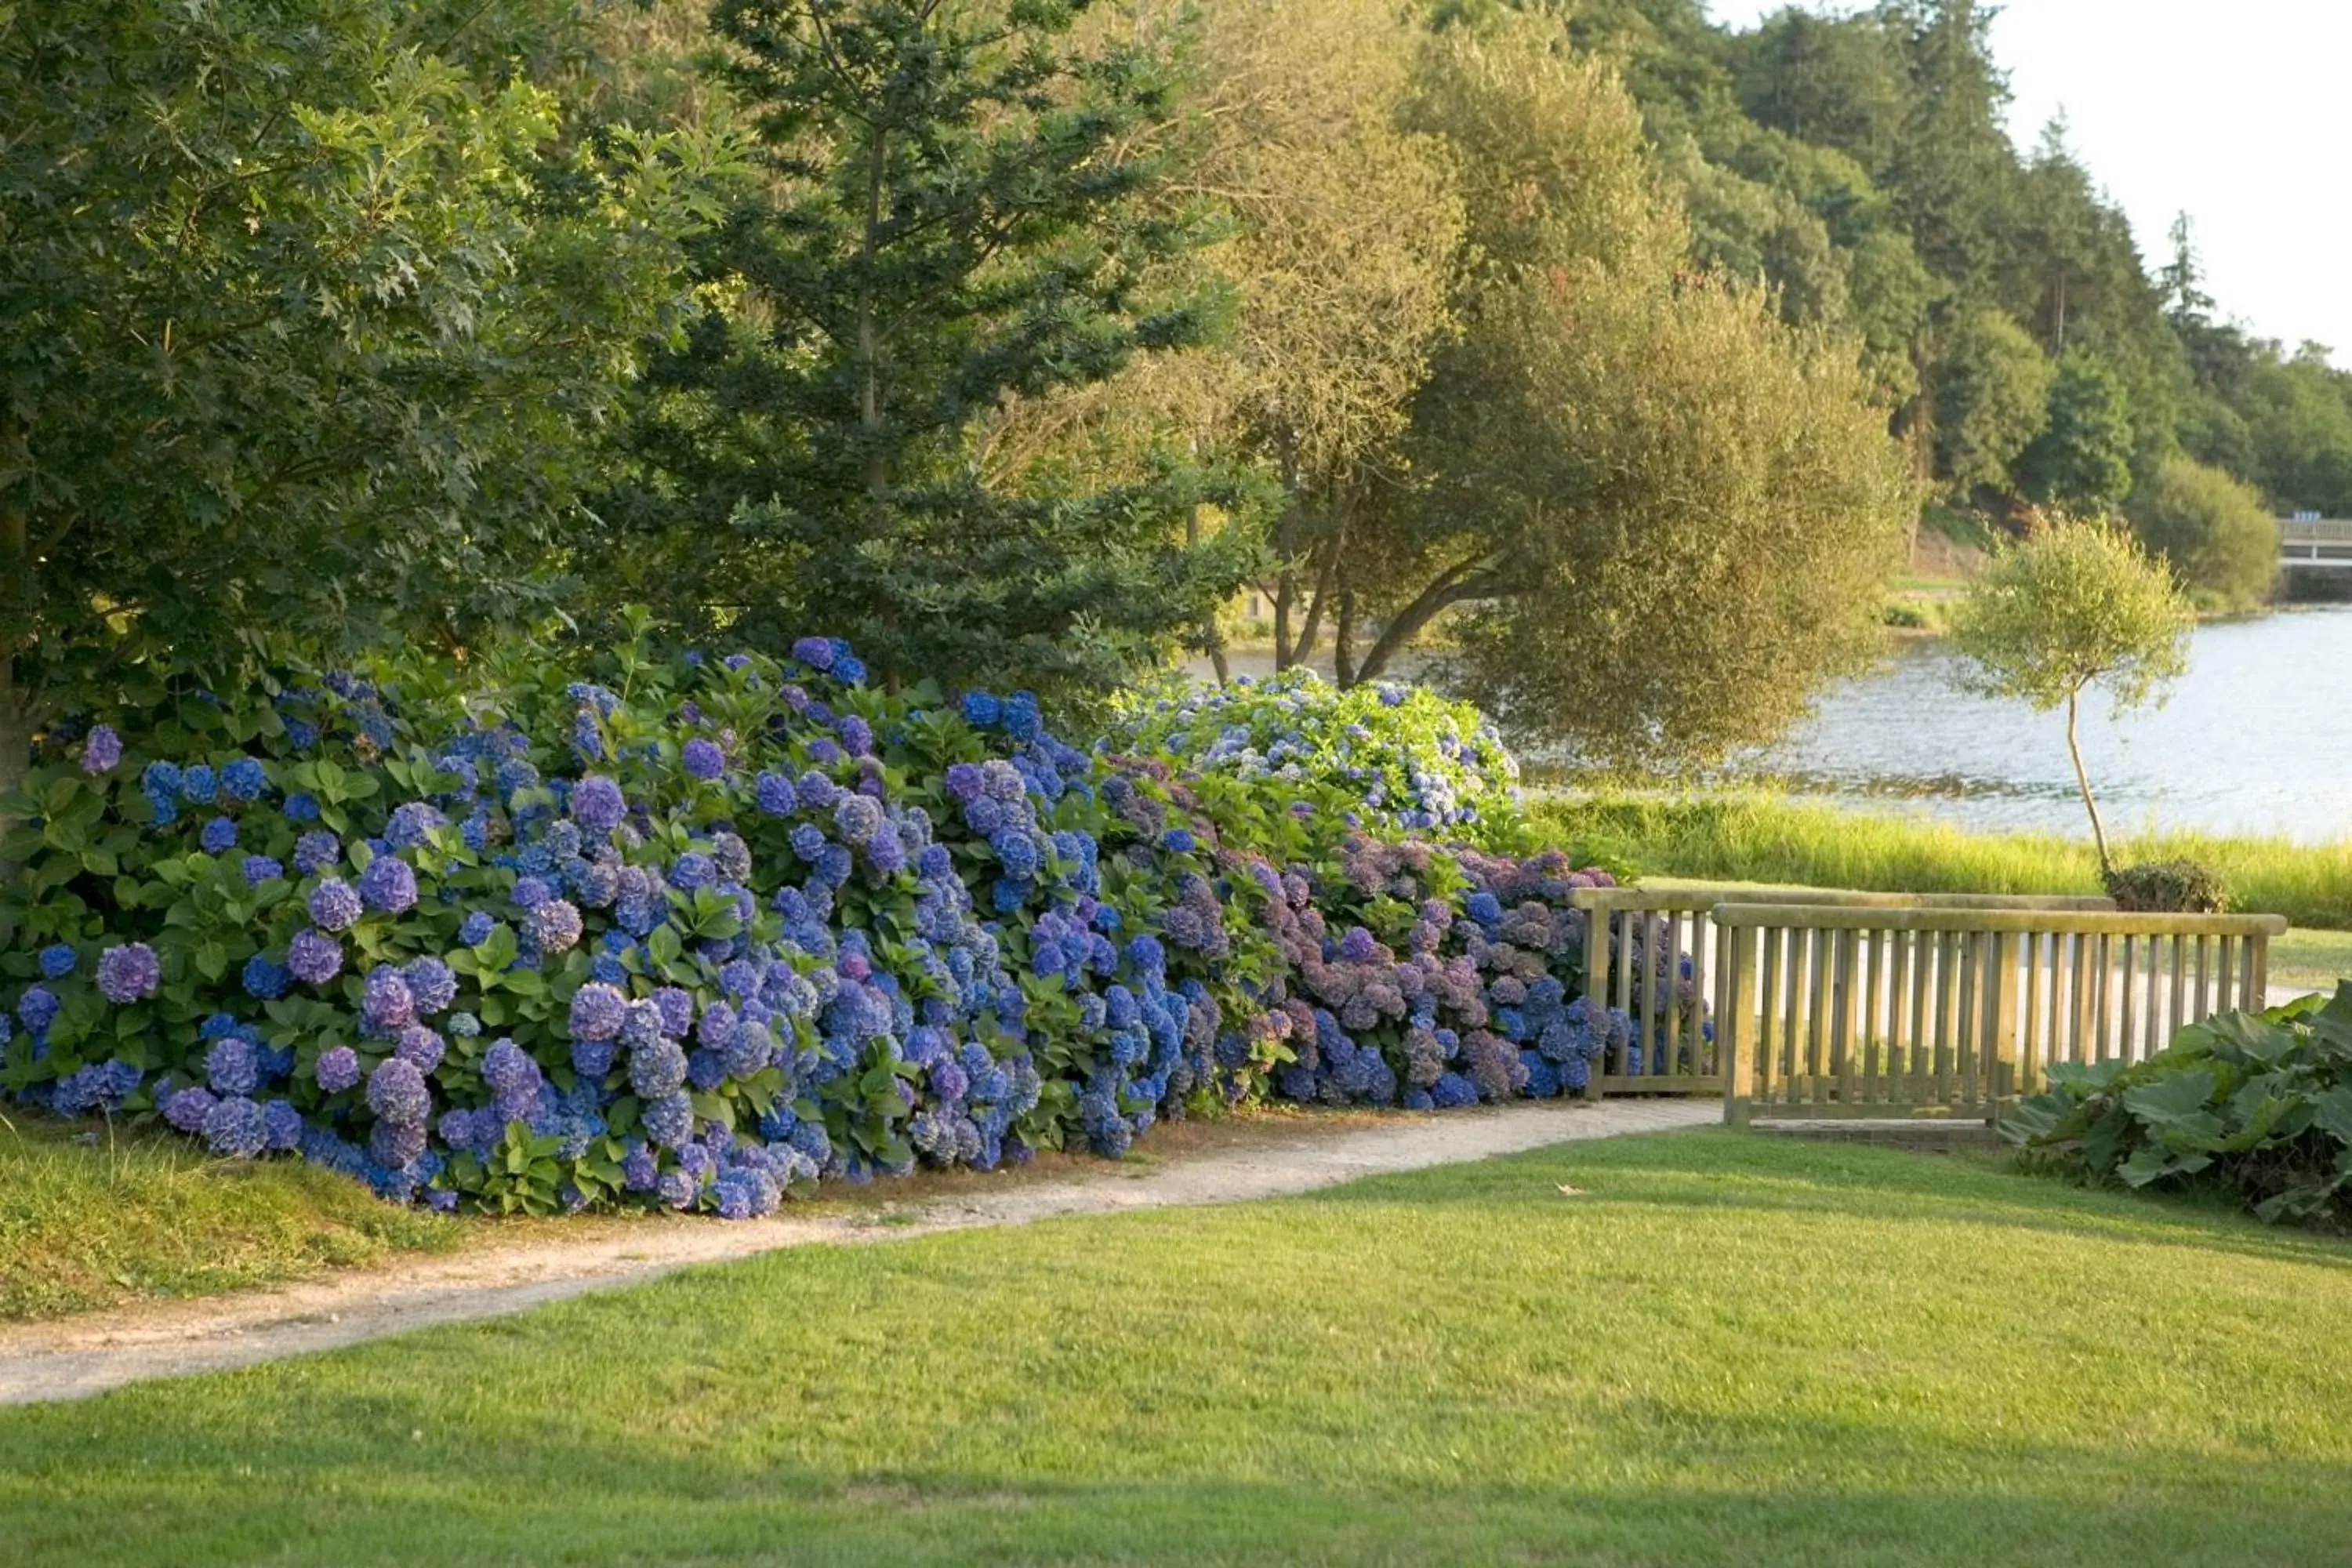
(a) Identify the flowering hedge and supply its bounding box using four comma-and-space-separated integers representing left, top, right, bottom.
1106, 670, 1523, 845
1, 633, 1641, 1218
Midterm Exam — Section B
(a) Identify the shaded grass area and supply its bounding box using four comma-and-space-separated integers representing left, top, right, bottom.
2273, 927, 2352, 996
0, 1115, 456, 1322
5, 1133, 2351, 1566
1538, 790, 2352, 931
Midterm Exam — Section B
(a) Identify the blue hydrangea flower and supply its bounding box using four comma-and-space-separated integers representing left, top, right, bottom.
38, 944, 76, 980
198, 815, 238, 855
643, 1091, 695, 1151
459, 911, 497, 947
180, 764, 218, 806
206, 1036, 260, 1096
682, 738, 725, 780
568, 983, 627, 1041
283, 791, 321, 823
241, 855, 285, 886
242, 954, 292, 1000
220, 757, 269, 802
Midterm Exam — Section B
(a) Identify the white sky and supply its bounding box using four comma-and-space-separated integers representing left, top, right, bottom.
1704, 2, 2352, 365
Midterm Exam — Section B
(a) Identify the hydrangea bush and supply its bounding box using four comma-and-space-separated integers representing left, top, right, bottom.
1105, 671, 1523, 845
1, 632, 1639, 1217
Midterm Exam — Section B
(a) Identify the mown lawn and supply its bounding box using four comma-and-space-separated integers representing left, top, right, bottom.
5, 1131, 2352, 1566
0, 1115, 456, 1322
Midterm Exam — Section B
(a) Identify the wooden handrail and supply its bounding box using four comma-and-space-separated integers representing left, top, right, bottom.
1711, 905, 2285, 937
1570, 887, 2115, 912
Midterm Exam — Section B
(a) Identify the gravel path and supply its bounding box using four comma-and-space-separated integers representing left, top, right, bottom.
0, 1098, 1714, 1406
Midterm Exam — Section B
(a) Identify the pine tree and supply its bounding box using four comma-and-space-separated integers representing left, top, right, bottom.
596, 0, 1255, 696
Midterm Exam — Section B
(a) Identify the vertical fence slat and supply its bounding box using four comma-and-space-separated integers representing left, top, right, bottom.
1760, 926, 1784, 1109
1861, 929, 1885, 1105
2218, 936, 2238, 1018
1832, 928, 1857, 1106
1666, 912, 1686, 1078
2022, 931, 2044, 1096
2169, 937, 2187, 1049
1802, 927, 1826, 1105
2119, 936, 2138, 1064
2248, 934, 2268, 1011
1722, 925, 1749, 1124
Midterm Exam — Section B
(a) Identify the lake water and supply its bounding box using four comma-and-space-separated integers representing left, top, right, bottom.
1189, 604, 2352, 843
1731, 604, 2352, 843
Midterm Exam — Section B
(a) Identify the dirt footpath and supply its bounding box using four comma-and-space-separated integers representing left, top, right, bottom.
0, 1099, 1712, 1406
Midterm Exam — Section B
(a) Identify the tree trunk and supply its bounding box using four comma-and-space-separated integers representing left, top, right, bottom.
1333, 590, 1358, 688
1187, 505, 1229, 684
1272, 565, 1297, 670
2065, 689, 2112, 877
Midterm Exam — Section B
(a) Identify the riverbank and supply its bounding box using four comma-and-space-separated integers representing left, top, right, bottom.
1534, 790, 2352, 931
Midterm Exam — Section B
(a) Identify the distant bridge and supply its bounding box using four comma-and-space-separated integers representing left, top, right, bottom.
2279, 517, 2352, 571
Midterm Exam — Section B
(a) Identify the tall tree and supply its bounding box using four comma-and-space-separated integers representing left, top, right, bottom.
1302, 17, 1913, 764
2016, 348, 2136, 514
0, 0, 720, 788
595, 0, 1253, 698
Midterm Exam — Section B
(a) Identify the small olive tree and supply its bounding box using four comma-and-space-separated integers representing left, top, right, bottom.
1949, 523, 2194, 875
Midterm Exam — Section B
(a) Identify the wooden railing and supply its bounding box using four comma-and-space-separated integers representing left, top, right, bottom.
1568, 887, 2116, 1099
1710, 905, 2287, 1124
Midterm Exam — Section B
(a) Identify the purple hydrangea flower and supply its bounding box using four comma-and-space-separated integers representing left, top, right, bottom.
652, 986, 695, 1037
307, 879, 363, 932
316, 1045, 362, 1094
511, 876, 554, 910
82, 724, 123, 774
287, 928, 344, 986
358, 855, 418, 915
366, 1057, 432, 1128
394, 1025, 445, 1073
682, 738, 725, 780
402, 956, 457, 1016
291, 830, 341, 877
525, 899, 583, 953
361, 967, 416, 1034
571, 775, 626, 835
790, 637, 836, 671
568, 982, 628, 1041
383, 801, 446, 851
162, 1086, 218, 1133
96, 942, 161, 1004
833, 794, 884, 846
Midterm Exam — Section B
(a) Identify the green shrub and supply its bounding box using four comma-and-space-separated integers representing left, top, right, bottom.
2005, 986, 2352, 1228
2129, 454, 2278, 612
2103, 858, 2229, 914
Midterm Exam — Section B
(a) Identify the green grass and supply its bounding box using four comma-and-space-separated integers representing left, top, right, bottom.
1538, 789, 2352, 931
0, 1114, 456, 1322
5, 1132, 2352, 1566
